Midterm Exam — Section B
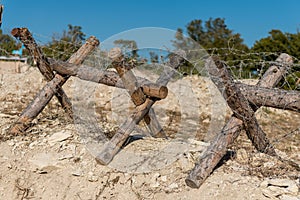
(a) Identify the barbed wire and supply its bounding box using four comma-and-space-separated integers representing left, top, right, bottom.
0, 32, 299, 175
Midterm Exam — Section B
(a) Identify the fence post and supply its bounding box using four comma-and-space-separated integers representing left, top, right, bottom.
185, 53, 293, 188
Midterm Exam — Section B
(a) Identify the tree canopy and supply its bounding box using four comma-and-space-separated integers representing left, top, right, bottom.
252, 29, 300, 61
42, 24, 86, 61
173, 18, 249, 62
0, 29, 19, 56
113, 39, 139, 59
172, 17, 300, 82
251, 29, 300, 89
173, 18, 250, 75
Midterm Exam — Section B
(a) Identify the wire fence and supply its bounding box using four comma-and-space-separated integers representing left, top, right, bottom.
0, 31, 299, 179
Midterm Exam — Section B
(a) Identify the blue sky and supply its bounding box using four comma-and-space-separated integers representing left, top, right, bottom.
1, 0, 300, 47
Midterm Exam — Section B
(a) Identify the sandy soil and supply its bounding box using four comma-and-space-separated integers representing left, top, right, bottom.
0, 67, 299, 200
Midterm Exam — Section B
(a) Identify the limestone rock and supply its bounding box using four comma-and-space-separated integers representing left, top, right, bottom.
28, 152, 61, 173
260, 178, 299, 198
48, 130, 73, 146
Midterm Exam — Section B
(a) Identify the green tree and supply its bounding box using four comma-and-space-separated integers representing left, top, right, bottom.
43, 24, 86, 61
113, 39, 138, 58
252, 30, 300, 89
0, 29, 18, 56
174, 18, 249, 61
251, 30, 300, 61
149, 51, 159, 63
173, 18, 249, 76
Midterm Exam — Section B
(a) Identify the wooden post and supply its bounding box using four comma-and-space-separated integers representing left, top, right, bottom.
7, 75, 66, 137
238, 83, 300, 112
141, 83, 168, 99
210, 57, 276, 155
96, 98, 156, 165
95, 50, 185, 165
108, 48, 166, 138
48, 58, 300, 112
185, 53, 293, 188
109, 48, 146, 105
8, 35, 100, 135
11, 28, 73, 117
0, 5, 3, 28
48, 59, 168, 99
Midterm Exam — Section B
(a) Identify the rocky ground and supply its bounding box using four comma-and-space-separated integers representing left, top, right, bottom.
0, 67, 299, 200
